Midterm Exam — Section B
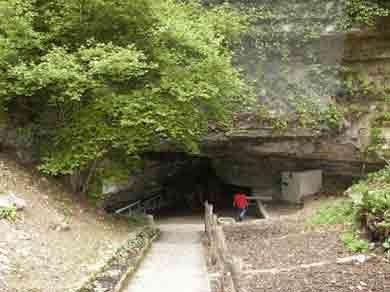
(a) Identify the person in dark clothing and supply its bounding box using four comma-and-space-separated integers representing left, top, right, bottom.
233, 192, 248, 222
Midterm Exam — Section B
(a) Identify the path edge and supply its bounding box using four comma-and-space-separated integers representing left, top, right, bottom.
72, 225, 160, 292
113, 228, 161, 292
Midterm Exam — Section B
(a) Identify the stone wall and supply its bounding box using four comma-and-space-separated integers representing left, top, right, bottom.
321, 24, 390, 87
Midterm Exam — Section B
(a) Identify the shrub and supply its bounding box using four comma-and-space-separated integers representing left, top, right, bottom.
308, 198, 355, 226
383, 237, 390, 252
321, 103, 344, 131
308, 198, 371, 252
348, 166, 390, 242
341, 231, 370, 252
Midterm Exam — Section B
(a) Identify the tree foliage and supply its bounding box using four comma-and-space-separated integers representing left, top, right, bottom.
0, 0, 251, 188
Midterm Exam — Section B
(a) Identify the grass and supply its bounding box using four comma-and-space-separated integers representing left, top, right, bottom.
308, 198, 370, 253
0, 206, 17, 221
341, 231, 370, 252
383, 238, 390, 252
307, 198, 355, 226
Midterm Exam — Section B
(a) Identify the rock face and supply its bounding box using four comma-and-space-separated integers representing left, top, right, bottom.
202, 133, 382, 200
104, 22, 390, 206
201, 105, 382, 195
321, 23, 390, 91
197, 21, 390, 199
206, 0, 344, 110
105, 120, 384, 208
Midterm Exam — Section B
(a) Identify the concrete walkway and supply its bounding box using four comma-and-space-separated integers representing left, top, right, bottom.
123, 219, 211, 292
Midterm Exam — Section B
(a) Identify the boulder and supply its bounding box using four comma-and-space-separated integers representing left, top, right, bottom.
0, 193, 26, 211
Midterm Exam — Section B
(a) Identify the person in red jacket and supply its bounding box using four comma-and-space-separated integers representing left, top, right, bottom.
233, 192, 248, 222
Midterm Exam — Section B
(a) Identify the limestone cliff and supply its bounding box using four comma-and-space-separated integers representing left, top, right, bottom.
106, 14, 390, 207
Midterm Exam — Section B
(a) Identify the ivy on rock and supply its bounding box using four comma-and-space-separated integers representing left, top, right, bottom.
208, 0, 390, 131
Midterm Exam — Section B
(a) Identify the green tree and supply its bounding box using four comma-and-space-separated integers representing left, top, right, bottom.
0, 0, 251, 194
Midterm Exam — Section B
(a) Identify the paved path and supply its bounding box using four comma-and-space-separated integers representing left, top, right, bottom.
123, 219, 211, 292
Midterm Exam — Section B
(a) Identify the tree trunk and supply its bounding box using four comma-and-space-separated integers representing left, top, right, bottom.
81, 158, 99, 195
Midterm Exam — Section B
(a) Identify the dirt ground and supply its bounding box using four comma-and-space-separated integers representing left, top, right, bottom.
244, 256, 390, 292
0, 154, 134, 292
217, 196, 390, 292
226, 229, 352, 270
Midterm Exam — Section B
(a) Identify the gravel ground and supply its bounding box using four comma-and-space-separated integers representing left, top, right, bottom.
244, 256, 390, 292
226, 229, 352, 270
212, 197, 390, 292
223, 218, 307, 242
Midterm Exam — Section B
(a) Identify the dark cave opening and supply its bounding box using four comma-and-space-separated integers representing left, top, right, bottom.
106, 151, 369, 219
152, 157, 256, 220
106, 153, 259, 220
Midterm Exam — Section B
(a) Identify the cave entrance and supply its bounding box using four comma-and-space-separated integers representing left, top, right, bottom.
107, 153, 267, 220
151, 157, 258, 220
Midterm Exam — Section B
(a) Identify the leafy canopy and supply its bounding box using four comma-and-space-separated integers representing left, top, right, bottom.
0, 0, 251, 178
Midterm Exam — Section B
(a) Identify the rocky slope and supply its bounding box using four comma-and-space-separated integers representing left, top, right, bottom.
0, 153, 135, 292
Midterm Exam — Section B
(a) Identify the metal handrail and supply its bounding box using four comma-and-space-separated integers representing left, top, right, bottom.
115, 194, 166, 216
115, 200, 141, 214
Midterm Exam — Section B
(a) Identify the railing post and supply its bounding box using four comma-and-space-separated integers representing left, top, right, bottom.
204, 201, 245, 292
204, 201, 209, 234
230, 256, 243, 292
204, 201, 214, 240
146, 214, 155, 226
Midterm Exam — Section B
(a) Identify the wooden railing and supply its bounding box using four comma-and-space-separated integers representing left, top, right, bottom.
204, 201, 244, 292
